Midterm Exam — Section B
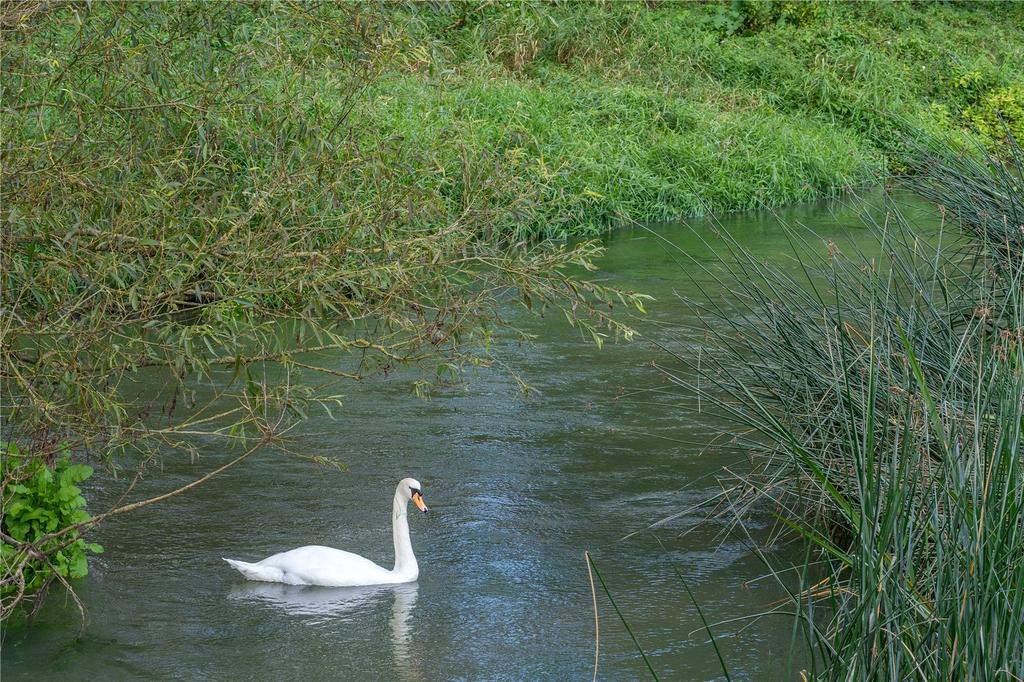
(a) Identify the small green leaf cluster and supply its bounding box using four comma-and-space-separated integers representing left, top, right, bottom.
707, 0, 823, 38
963, 84, 1024, 149
1, 442, 103, 601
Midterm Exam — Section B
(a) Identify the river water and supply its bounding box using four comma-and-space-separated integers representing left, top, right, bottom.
5, 196, 909, 680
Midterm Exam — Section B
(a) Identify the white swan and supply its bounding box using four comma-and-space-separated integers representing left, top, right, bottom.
224, 478, 428, 586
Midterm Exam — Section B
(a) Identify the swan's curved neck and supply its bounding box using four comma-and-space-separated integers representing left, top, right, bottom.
391, 489, 418, 579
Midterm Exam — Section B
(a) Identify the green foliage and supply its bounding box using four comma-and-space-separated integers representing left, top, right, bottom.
1, 442, 102, 616
360, 74, 874, 239
720, 0, 824, 37
366, 0, 1023, 234
1, 0, 641, 460
0, 1, 645, 617
963, 84, 1024, 148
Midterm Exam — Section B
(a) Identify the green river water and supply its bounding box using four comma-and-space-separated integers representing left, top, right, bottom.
5, 194, 929, 680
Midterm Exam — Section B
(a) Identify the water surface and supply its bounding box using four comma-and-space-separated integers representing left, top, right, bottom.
5, 195, 920, 680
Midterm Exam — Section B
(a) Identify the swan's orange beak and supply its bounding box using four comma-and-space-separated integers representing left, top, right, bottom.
412, 491, 428, 514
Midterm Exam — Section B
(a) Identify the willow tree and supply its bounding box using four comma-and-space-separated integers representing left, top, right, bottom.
0, 2, 643, 616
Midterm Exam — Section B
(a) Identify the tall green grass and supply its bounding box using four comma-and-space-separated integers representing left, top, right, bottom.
661, 135, 1024, 678
358, 1, 1024, 236
359, 73, 875, 239
907, 133, 1024, 264
9, 2, 1017, 242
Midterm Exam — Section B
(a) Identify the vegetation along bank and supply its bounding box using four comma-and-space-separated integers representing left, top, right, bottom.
366, 0, 1024, 236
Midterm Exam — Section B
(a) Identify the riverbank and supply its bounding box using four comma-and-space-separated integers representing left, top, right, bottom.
360, 1, 1024, 236
8, 2, 1020, 242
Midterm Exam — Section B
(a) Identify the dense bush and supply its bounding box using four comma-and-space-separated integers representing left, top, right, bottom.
963, 84, 1024, 148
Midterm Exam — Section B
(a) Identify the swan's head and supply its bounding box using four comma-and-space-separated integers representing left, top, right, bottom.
399, 478, 428, 514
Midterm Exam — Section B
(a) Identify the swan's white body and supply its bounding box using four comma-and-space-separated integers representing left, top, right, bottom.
224, 478, 427, 587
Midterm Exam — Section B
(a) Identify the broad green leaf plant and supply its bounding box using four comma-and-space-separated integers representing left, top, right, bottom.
1, 441, 103, 619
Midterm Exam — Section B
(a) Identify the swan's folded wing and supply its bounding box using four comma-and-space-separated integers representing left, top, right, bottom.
255, 545, 393, 586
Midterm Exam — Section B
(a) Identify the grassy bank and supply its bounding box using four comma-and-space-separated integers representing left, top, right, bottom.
7, 2, 1021, 242
362, 1, 1024, 236
662, 134, 1023, 677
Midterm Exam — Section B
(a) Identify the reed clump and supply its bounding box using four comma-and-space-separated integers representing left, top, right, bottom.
665, 135, 1024, 678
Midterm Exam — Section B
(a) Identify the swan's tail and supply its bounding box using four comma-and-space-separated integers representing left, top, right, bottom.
223, 557, 284, 583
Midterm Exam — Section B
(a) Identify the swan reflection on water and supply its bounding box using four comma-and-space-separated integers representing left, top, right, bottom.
228, 582, 419, 668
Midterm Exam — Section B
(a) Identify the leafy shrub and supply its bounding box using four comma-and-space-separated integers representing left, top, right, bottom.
1, 442, 103, 617
963, 84, 1024, 149
709, 0, 823, 37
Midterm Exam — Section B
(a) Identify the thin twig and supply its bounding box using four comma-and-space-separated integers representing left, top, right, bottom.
585, 550, 600, 682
